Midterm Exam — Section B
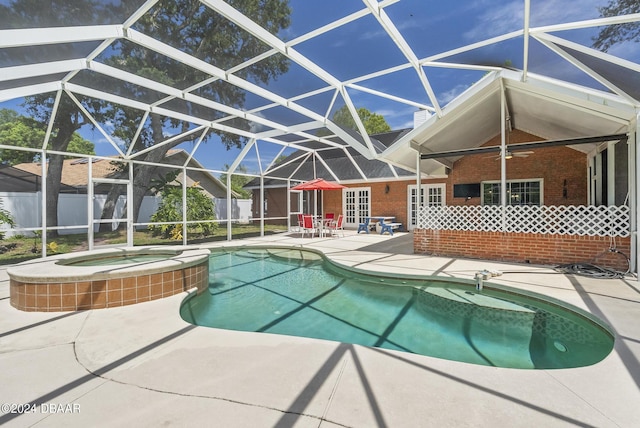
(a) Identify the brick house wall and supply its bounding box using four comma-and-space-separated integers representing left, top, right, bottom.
412, 130, 632, 270
447, 130, 587, 206
323, 179, 442, 228
414, 229, 630, 271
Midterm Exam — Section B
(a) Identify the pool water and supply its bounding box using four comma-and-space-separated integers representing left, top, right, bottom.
180, 248, 614, 369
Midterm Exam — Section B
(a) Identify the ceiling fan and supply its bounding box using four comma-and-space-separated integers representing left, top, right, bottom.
488, 149, 535, 160
487, 116, 534, 159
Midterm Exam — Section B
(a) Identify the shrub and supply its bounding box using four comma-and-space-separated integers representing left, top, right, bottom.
0, 199, 15, 240
149, 184, 217, 239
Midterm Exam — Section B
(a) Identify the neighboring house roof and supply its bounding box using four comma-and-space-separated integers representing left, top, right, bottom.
0, 165, 79, 193
244, 129, 416, 189
13, 157, 119, 188
12, 149, 238, 198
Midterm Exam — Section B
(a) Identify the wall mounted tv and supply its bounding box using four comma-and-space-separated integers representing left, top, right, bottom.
453, 183, 481, 198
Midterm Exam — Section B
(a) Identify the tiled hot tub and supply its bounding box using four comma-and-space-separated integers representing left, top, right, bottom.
8, 247, 210, 312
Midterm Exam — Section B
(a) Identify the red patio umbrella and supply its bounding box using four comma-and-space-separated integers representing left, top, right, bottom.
290, 178, 346, 191
291, 178, 346, 222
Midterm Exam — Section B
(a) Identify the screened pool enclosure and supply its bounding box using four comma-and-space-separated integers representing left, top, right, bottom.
1, 0, 640, 267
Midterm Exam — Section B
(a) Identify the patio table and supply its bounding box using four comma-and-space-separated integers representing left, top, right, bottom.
313, 216, 334, 237
371, 216, 395, 233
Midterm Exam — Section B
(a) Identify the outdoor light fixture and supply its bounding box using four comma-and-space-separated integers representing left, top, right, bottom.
505, 150, 513, 160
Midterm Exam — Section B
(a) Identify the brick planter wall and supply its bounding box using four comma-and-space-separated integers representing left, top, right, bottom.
414, 229, 630, 271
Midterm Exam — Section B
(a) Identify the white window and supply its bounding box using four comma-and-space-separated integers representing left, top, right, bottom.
482, 179, 543, 206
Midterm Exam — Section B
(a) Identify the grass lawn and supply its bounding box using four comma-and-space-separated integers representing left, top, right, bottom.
0, 223, 288, 266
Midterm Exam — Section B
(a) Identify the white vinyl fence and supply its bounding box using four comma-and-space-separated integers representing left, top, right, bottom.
0, 192, 252, 237
417, 205, 630, 237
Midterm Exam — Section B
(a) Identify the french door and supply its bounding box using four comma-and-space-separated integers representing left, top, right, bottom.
343, 187, 370, 228
407, 184, 445, 230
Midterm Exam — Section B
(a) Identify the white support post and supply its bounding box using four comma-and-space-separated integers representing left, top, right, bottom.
629, 126, 636, 273
500, 82, 507, 231
182, 166, 188, 246
226, 172, 233, 241
128, 161, 134, 247
286, 178, 291, 232
608, 140, 616, 205
416, 152, 422, 228
88, 157, 94, 251
260, 175, 265, 237
40, 150, 47, 257
629, 111, 640, 281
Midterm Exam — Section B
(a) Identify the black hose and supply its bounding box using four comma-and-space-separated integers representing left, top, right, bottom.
554, 249, 630, 279
554, 263, 624, 279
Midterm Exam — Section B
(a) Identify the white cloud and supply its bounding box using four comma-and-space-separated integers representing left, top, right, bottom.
438, 83, 472, 105
463, 1, 524, 41
463, 0, 604, 42
528, 0, 603, 27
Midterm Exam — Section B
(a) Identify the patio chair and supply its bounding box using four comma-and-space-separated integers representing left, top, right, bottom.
357, 217, 371, 233
294, 213, 303, 233
325, 212, 335, 220
301, 214, 316, 238
327, 214, 344, 237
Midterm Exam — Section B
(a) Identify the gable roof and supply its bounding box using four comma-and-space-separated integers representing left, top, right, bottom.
2, 2, 640, 187
244, 129, 417, 189
0, 164, 78, 193
381, 71, 636, 173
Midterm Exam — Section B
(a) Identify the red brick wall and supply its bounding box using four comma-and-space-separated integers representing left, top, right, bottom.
414, 229, 630, 271
253, 130, 588, 232
448, 130, 587, 206
323, 179, 445, 227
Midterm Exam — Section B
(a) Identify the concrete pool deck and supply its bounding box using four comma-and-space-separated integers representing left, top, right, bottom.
1, 230, 639, 427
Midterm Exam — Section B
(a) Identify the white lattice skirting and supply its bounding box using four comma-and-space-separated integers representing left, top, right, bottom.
417, 205, 630, 237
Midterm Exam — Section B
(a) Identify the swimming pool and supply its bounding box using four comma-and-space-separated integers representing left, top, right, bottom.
180, 247, 614, 369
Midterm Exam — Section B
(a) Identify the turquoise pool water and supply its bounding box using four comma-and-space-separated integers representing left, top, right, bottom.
180, 248, 614, 369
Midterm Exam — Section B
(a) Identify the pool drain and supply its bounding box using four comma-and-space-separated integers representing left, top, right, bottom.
553, 340, 568, 352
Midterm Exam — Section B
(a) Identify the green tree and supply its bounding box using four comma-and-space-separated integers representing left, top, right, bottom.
92, 0, 291, 231
0, 113, 45, 165
329, 106, 392, 135
1, 0, 134, 237
149, 183, 217, 239
220, 164, 252, 199
0, 109, 95, 165
593, 0, 640, 52
2, 0, 291, 236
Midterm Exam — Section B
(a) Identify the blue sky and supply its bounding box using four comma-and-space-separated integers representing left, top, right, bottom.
2, 0, 639, 176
